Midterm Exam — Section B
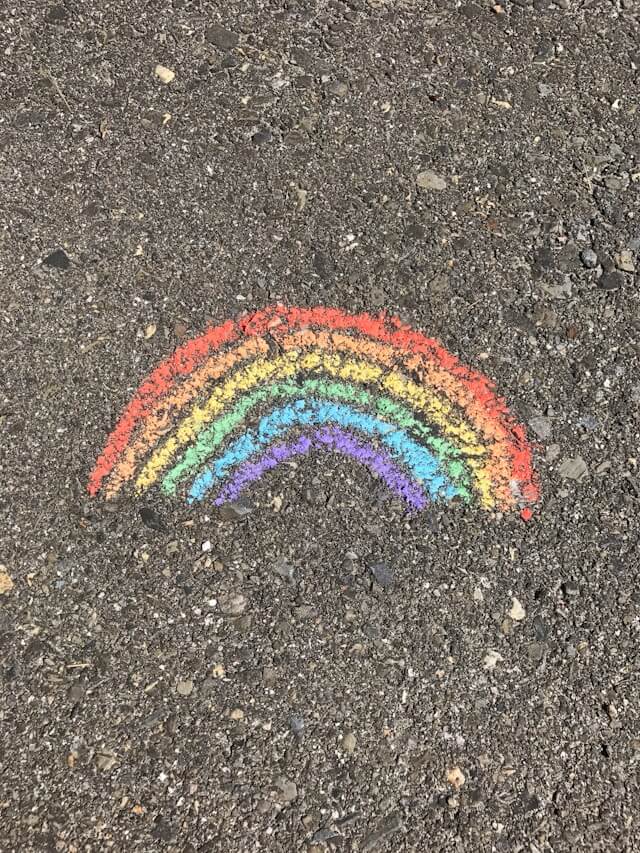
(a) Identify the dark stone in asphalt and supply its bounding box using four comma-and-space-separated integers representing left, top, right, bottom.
294, 75, 314, 90
521, 790, 541, 813
534, 40, 555, 63
68, 682, 85, 704
405, 222, 426, 240
557, 242, 580, 273
291, 47, 314, 69
369, 561, 394, 589
139, 506, 167, 532
312, 250, 335, 280
252, 129, 272, 146
311, 827, 342, 844
42, 248, 70, 269
598, 271, 624, 291
532, 615, 549, 641
361, 812, 404, 851
45, 5, 68, 24
580, 248, 598, 269
562, 580, 580, 597
533, 247, 555, 273
206, 25, 239, 50
151, 818, 176, 843
459, 3, 483, 19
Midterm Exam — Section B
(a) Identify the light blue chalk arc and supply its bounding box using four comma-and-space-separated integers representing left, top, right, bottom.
187, 398, 462, 503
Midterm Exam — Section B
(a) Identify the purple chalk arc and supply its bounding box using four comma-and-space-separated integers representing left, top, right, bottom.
213, 426, 429, 511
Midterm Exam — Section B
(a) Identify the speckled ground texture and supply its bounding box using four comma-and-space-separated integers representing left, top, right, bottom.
2, 0, 640, 851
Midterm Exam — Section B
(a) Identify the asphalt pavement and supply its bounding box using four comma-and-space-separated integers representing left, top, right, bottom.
1, 1, 639, 851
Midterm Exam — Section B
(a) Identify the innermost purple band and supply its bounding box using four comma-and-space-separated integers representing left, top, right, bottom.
212, 425, 428, 511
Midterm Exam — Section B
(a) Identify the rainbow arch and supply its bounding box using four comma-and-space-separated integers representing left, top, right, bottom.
87, 305, 540, 514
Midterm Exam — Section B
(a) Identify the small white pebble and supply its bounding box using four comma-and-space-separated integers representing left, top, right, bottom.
483, 650, 503, 671
155, 64, 175, 84
509, 597, 526, 621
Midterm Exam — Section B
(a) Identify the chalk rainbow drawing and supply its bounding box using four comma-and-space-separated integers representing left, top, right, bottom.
87, 305, 540, 515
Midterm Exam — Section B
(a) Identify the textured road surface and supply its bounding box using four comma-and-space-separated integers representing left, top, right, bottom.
2, 1, 640, 851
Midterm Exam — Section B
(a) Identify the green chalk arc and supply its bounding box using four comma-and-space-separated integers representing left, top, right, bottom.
161, 378, 477, 499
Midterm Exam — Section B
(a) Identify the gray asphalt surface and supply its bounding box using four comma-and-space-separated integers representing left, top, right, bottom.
1, 1, 640, 851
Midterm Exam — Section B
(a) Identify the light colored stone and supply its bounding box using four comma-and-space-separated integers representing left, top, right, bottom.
155, 64, 175, 84
341, 732, 357, 754
483, 650, 503, 671
546, 444, 561, 462
559, 456, 588, 480
0, 566, 14, 595
417, 169, 447, 191
447, 766, 465, 789
328, 81, 348, 97
95, 751, 118, 771
529, 415, 552, 440
211, 663, 225, 679
509, 597, 526, 621
615, 250, 635, 272
276, 778, 297, 802
219, 592, 247, 615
